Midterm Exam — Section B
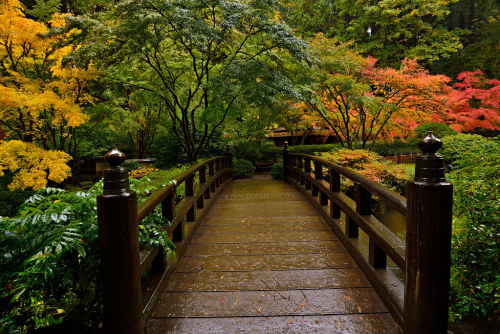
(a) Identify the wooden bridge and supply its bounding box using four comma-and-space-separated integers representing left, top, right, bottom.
97, 133, 452, 334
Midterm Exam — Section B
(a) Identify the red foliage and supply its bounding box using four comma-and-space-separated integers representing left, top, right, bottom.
446, 70, 500, 132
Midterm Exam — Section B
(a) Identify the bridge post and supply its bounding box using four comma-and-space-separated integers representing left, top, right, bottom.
226, 144, 233, 180
97, 147, 144, 334
283, 141, 289, 178
405, 132, 453, 334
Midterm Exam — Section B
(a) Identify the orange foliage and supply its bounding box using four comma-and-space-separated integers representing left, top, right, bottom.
445, 71, 500, 132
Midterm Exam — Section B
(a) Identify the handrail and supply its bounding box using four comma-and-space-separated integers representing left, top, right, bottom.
291, 153, 407, 215
283, 135, 453, 333
97, 147, 234, 333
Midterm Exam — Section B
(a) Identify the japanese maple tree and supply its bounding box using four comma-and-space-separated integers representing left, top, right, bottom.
307, 34, 450, 149
445, 70, 500, 132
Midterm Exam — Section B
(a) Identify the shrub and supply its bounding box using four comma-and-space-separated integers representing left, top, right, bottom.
414, 122, 457, 139
369, 138, 419, 156
232, 158, 255, 179
319, 149, 412, 194
122, 161, 141, 171
0, 167, 185, 333
128, 166, 159, 179
289, 143, 341, 155
445, 136, 499, 321
270, 162, 284, 180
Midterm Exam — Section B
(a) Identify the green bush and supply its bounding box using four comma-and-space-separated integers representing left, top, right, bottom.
414, 122, 457, 139
444, 135, 499, 321
289, 143, 341, 155
441, 134, 498, 165
232, 158, 255, 179
0, 168, 184, 333
369, 138, 419, 156
270, 162, 284, 180
0, 175, 34, 217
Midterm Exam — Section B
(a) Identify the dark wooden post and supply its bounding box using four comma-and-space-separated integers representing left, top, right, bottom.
304, 158, 312, 190
405, 132, 453, 334
186, 174, 195, 222
215, 159, 220, 188
312, 162, 321, 197
226, 144, 233, 180
209, 162, 215, 193
97, 147, 144, 334
283, 141, 289, 178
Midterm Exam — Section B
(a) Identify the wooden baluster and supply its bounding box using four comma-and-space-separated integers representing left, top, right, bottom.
312, 162, 321, 197
405, 132, 453, 334
197, 169, 204, 210
283, 141, 289, 179
329, 168, 340, 218
226, 144, 233, 181
97, 147, 143, 334
200, 165, 210, 201
297, 157, 305, 185
215, 160, 220, 188
209, 162, 215, 193
304, 158, 312, 190
186, 174, 195, 222
319, 167, 328, 207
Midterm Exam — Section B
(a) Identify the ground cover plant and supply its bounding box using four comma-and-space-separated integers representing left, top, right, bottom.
0, 166, 188, 333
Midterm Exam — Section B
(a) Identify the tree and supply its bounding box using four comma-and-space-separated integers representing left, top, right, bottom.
0, 1, 98, 158
280, 0, 463, 68
445, 70, 500, 132
0, 140, 72, 190
74, 0, 308, 161
306, 33, 450, 149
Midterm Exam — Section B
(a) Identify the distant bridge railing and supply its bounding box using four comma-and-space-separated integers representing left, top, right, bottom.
283, 132, 453, 334
97, 147, 233, 334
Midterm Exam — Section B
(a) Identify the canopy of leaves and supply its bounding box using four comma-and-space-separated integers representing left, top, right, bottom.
71, 0, 309, 161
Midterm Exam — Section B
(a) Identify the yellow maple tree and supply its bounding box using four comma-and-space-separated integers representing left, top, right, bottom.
0, 0, 98, 154
0, 1, 98, 189
0, 140, 72, 190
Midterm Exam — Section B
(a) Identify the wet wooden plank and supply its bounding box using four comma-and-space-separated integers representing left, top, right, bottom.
202, 215, 323, 225
208, 206, 319, 217
166, 268, 370, 291
197, 221, 329, 234
175, 253, 357, 272
184, 241, 347, 256
147, 313, 400, 334
153, 288, 387, 317
192, 230, 337, 244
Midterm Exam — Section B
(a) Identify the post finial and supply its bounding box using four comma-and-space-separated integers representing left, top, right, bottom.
414, 132, 446, 183
226, 143, 231, 154
418, 131, 442, 154
104, 146, 126, 167
103, 147, 130, 194
284, 141, 289, 151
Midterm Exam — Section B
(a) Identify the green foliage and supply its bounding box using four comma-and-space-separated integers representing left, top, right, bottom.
444, 135, 499, 321
289, 143, 341, 155
26, 0, 61, 22
270, 162, 284, 180
414, 123, 458, 139
440, 134, 497, 165
121, 161, 141, 171
0, 174, 34, 217
232, 158, 255, 179
370, 138, 419, 156
0, 175, 177, 332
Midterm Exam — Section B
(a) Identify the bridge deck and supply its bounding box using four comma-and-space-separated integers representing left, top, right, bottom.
147, 173, 400, 333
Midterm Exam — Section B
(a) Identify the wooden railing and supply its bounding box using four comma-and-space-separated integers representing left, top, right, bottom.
283, 132, 453, 334
97, 147, 233, 334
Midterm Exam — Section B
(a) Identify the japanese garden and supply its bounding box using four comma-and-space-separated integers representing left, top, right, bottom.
0, 0, 498, 333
